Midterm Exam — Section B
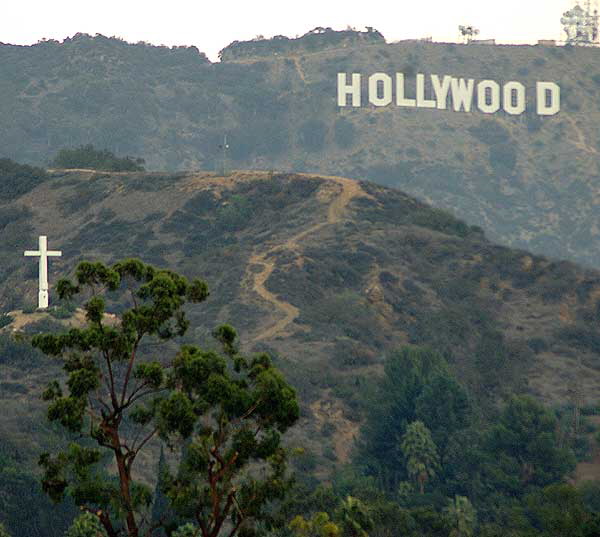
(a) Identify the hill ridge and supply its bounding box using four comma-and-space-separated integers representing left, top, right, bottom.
3, 168, 600, 487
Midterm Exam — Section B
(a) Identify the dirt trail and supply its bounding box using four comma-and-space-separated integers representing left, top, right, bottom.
292, 56, 307, 83
565, 116, 598, 155
249, 175, 374, 342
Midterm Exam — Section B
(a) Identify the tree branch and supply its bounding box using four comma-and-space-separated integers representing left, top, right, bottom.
196, 511, 209, 537
120, 335, 143, 407
212, 487, 237, 536
124, 387, 167, 410
227, 494, 248, 537
105, 349, 120, 411
132, 427, 159, 461
122, 381, 150, 407
129, 287, 138, 310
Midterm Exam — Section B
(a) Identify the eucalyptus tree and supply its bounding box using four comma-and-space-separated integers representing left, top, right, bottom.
31, 259, 299, 537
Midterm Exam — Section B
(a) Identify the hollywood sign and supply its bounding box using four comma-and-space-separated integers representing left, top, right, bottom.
337, 73, 561, 116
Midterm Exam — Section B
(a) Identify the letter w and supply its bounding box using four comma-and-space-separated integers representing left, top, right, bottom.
450, 78, 475, 112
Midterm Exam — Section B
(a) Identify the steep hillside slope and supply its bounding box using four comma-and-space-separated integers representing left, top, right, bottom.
2, 34, 600, 267
2, 170, 600, 475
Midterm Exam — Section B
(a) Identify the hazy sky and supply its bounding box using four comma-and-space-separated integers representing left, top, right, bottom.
3, 0, 582, 60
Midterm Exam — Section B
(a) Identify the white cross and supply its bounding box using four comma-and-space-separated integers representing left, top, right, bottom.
24, 236, 62, 309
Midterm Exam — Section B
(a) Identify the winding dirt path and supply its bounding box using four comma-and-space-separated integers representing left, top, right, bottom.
248, 175, 373, 342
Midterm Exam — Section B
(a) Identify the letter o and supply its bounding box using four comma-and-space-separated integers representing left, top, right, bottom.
477, 80, 500, 114
368, 73, 392, 106
503, 81, 526, 115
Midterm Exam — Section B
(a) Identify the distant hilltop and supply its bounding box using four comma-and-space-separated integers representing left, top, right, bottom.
218, 27, 385, 61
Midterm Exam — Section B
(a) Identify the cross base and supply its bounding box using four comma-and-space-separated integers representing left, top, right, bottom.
39, 290, 49, 309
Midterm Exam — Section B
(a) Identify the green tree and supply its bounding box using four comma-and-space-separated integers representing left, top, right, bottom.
289, 512, 341, 537
415, 374, 470, 461
66, 513, 108, 537
355, 346, 449, 492
400, 421, 440, 495
0, 523, 11, 537
31, 258, 299, 537
443, 496, 476, 537
150, 446, 172, 537
335, 496, 372, 537
483, 396, 576, 496
525, 483, 597, 537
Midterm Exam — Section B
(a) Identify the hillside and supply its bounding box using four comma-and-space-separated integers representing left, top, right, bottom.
2, 33, 600, 269
2, 169, 600, 484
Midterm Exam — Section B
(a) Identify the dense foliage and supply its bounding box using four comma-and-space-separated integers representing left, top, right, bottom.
280, 346, 594, 537
0, 447, 76, 537
0, 158, 48, 200
51, 145, 145, 171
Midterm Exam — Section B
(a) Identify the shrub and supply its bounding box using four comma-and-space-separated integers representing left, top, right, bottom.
48, 304, 75, 319
527, 338, 549, 353
0, 314, 13, 329
0, 158, 48, 201
21, 303, 37, 314
323, 446, 337, 461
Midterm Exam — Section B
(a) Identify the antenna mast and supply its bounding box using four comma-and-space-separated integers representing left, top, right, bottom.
217, 134, 230, 176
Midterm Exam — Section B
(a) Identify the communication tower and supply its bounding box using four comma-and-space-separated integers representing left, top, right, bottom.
217, 134, 230, 176
458, 25, 480, 44
561, 0, 599, 45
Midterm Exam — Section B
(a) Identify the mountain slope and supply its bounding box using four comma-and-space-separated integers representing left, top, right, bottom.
2, 170, 600, 477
